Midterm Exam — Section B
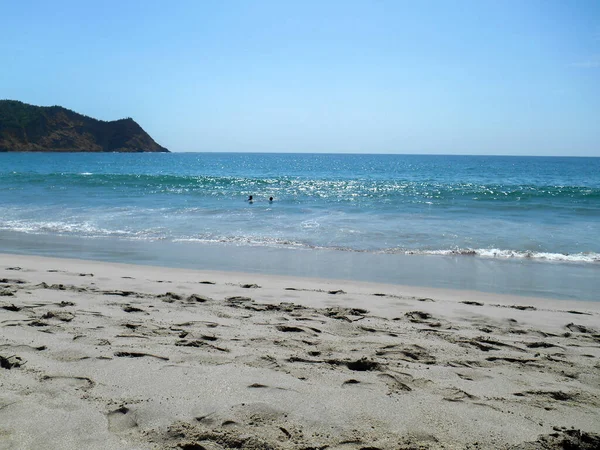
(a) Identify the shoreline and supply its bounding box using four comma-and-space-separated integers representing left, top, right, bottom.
1, 253, 597, 311
1, 231, 599, 302
1, 253, 599, 449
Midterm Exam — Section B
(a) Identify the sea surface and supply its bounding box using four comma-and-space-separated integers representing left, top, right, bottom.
1, 153, 599, 300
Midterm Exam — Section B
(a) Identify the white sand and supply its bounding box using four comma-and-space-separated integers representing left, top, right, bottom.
1, 253, 599, 449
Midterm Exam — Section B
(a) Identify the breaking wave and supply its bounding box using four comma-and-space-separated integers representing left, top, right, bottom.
403, 248, 600, 263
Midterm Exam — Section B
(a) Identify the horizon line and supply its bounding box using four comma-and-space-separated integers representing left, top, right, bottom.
166, 151, 599, 158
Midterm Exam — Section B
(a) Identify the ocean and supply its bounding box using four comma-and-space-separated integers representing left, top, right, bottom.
1, 153, 599, 301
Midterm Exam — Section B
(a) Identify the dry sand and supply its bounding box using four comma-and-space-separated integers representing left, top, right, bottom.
0, 253, 599, 449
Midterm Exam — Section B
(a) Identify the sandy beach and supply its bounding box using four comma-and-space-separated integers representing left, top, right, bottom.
1, 253, 599, 449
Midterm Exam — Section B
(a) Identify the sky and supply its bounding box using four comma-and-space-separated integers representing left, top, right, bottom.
1, 0, 599, 155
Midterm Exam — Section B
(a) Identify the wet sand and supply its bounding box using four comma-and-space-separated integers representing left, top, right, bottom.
1, 254, 599, 449
3, 230, 599, 302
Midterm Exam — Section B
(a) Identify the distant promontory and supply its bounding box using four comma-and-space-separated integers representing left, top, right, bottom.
0, 100, 169, 152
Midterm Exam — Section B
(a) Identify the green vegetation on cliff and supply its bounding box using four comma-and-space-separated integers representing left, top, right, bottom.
0, 100, 169, 152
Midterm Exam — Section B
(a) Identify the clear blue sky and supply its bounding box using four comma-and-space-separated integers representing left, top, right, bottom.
2, 0, 599, 155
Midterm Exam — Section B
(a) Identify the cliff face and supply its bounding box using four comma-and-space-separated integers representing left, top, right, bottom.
0, 100, 169, 152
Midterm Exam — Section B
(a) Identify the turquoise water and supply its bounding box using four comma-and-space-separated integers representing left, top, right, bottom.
2, 152, 599, 300
1, 153, 599, 262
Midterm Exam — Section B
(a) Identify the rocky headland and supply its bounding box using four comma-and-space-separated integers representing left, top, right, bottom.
0, 100, 168, 152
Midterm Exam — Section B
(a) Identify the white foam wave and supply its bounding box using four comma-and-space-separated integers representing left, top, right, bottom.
173, 236, 306, 248
1, 219, 598, 264
0, 220, 164, 241
407, 248, 600, 263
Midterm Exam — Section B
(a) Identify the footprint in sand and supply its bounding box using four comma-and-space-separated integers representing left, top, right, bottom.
456, 371, 492, 382
106, 406, 138, 432
275, 325, 306, 333
158, 292, 183, 302
566, 323, 596, 334
461, 301, 484, 306
41, 311, 75, 322
376, 344, 437, 365
0, 278, 26, 285
0, 344, 46, 355
440, 387, 478, 402
41, 375, 95, 391
122, 305, 145, 313
114, 351, 169, 361
187, 294, 212, 303
377, 373, 412, 393
0, 354, 24, 369
247, 383, 293, 392
2, 303, 21, 311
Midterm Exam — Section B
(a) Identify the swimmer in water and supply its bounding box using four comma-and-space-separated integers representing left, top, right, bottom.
269, 196, 273, 203
247, 195, 253, 203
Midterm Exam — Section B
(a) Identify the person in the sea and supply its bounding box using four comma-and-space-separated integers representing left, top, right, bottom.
247, 195, 253, 203
269, 196, 273, 203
